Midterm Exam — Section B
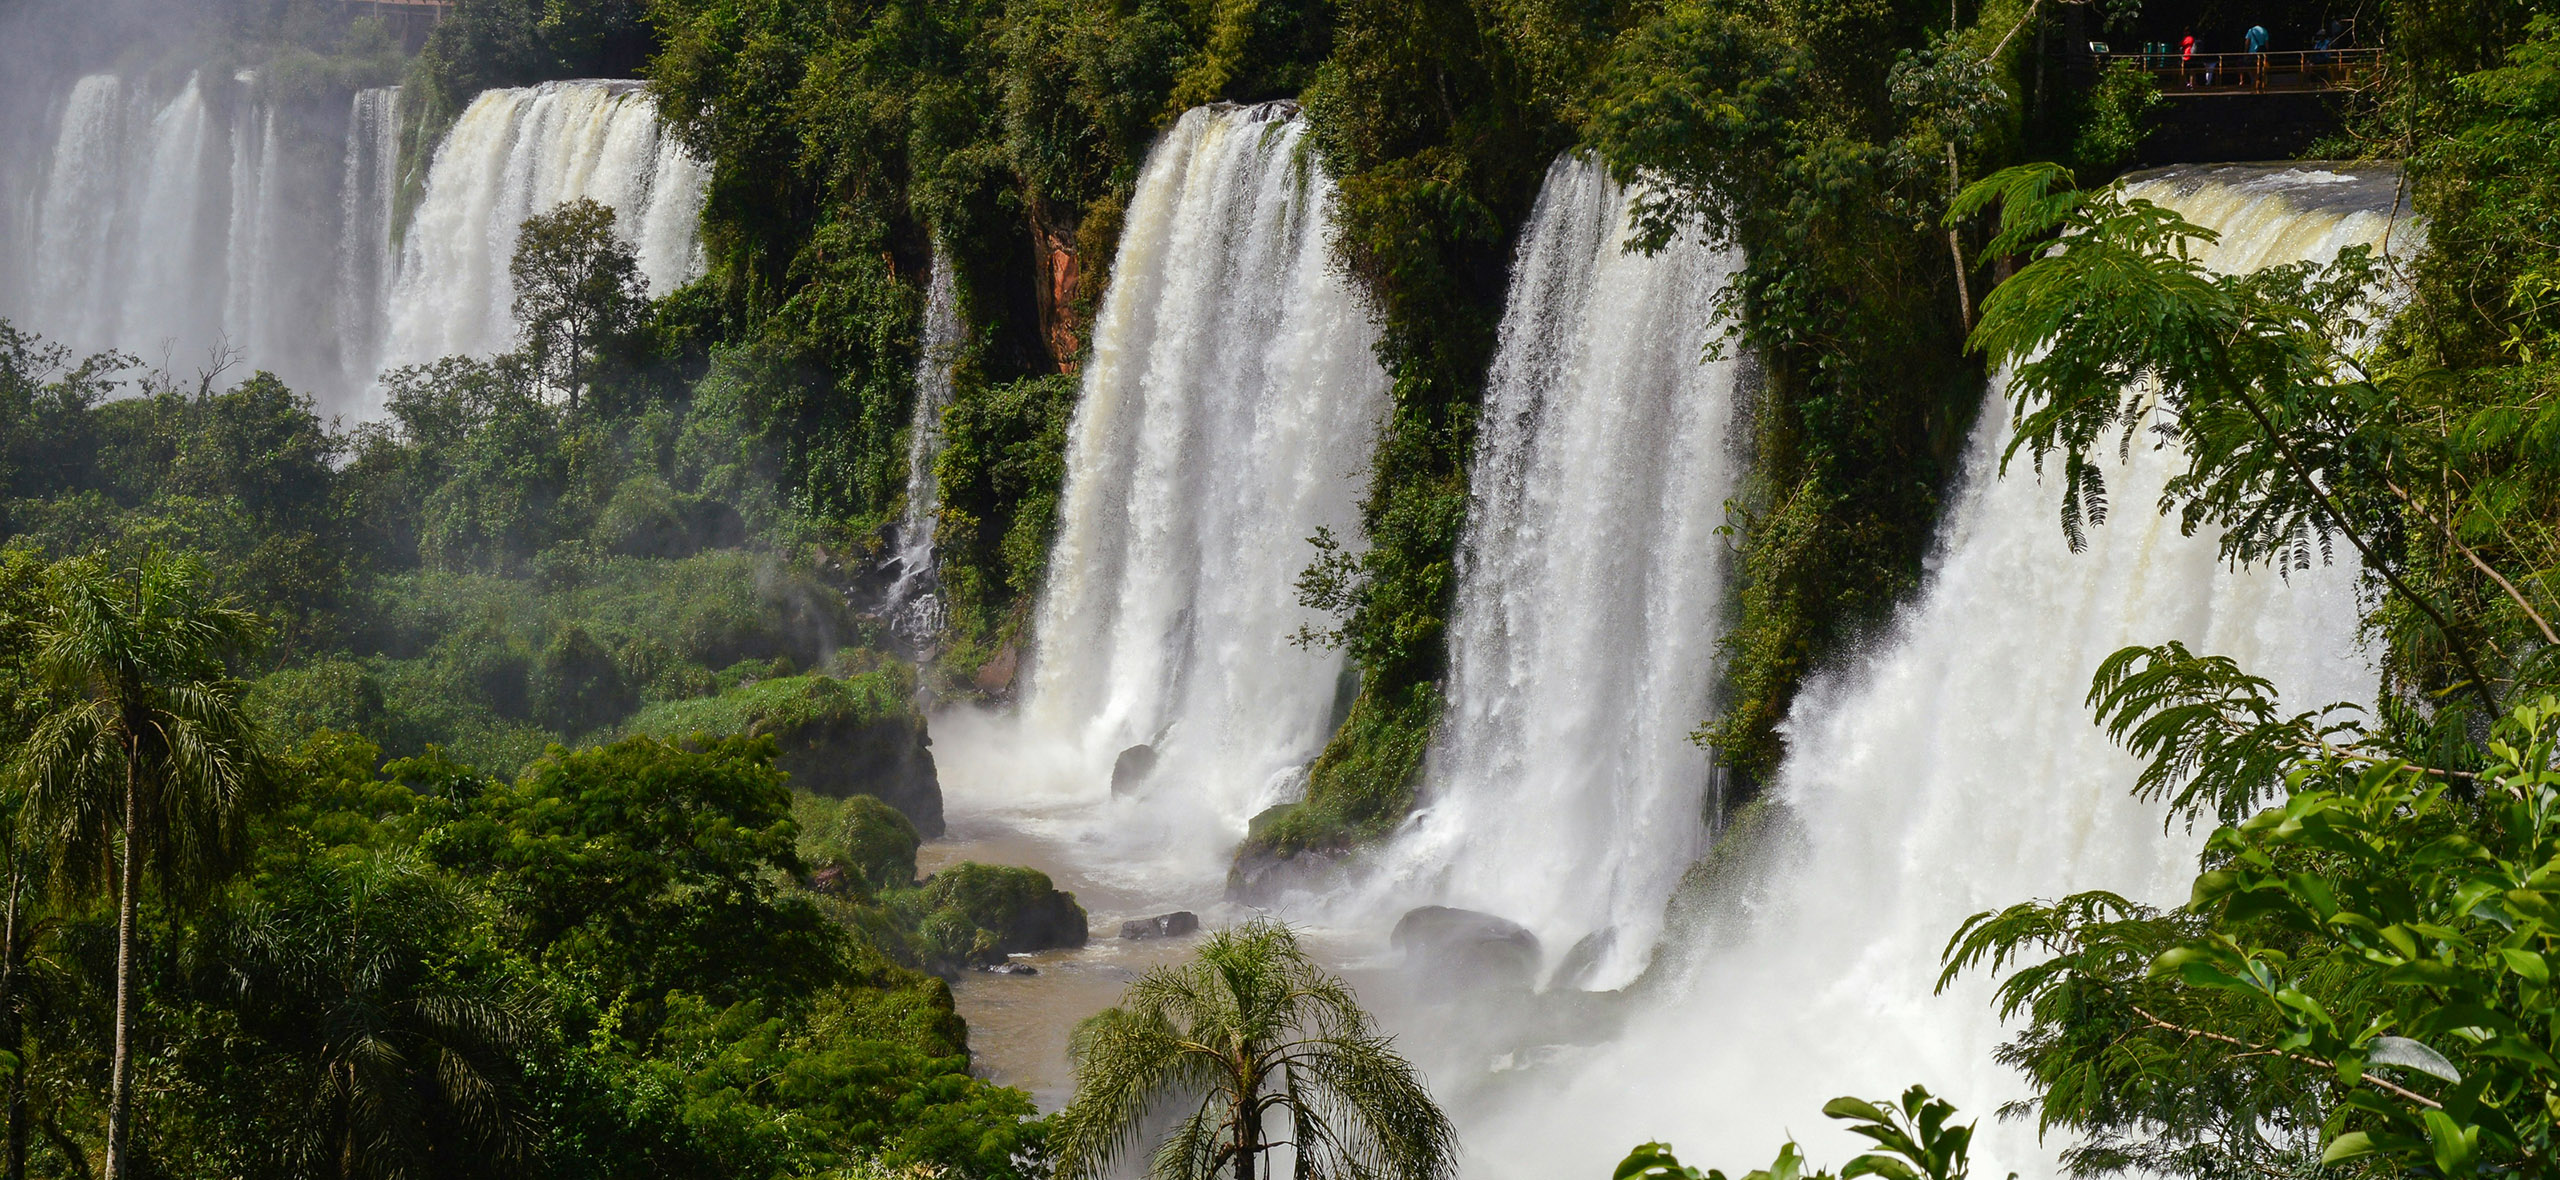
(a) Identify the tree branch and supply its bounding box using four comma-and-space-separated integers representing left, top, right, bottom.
2223, 382, 2504, 718
2130, 1005, 2444, 1110
2386, 479, 2560, 647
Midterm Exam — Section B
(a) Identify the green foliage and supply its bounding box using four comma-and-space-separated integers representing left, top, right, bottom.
632, 987, 1043, 1180
1616, 1085, 1994, 1180
2068, 62, 2162, 175
884, 862, 1085, 974
932, 371, 1077, 678
11, 549, 276, 1177
1589, 0, 1994, 781
1052, 920, 1455, 1180
796, 792, 921, 893
618, 668, 939, 834
512, 197, 650, 409
1242, 677, 1430, 857
421, 734, 840, 1011
1945, 699, 2560, 1176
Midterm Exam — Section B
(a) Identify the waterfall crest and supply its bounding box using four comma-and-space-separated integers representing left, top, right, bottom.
1018, 103, 1388, 883
378, 80, 710, 382
1464, 164, 2412, 1178
887, 246, 963, 650
1354, 155, 1745, 989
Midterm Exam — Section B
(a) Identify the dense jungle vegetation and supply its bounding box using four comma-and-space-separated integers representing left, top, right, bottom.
7, 0, 2560, 1173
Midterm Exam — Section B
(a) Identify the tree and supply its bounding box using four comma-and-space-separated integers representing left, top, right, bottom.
10, 550, 269, 1180
421, 734, 840, 1013
216, 848, 532, 1180
510, 198, 645, 412
1049, 920, 1456, 1180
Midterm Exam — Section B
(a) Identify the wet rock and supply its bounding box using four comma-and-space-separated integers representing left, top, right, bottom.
980, 961, 1040, 976
1391, 906, 1541, 987
1111, 744, 1159, 794
973, 643, 1019, 696
1226, 841, 1346, 905
1547, 927, 1618, 992
1119, 911, 1200, 940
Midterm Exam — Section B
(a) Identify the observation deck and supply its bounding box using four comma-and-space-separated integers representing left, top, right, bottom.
2093, 46, 2384, 94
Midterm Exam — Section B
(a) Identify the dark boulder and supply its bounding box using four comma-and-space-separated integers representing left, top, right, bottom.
1547, 927, 1618, 992
1111, 744, 1159, 794
1119, 911, 1200, 940
1391, 906, 1541, 986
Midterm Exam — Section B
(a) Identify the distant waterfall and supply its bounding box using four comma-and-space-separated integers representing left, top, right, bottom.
335, 87, 403, 393
886, 246, 963, 650
1466, 165, 2412, 1178
5, 72, 381, 408
1023, 103, 1389, 872
0, 71, 709, 420
379, 80, 709, 378
1355, 155, 1745, 989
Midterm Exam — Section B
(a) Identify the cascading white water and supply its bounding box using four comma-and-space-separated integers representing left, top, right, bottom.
1, 70, 708, 420
886, 246, 964, 649
378, 80, 710, 380
335, 86, 403, 392
11, 71, 357, 399
1348, 155, 1745, 989
1013, 102, 1389, 888
1460, 164, 2414, 1178
32, 74, 131, 348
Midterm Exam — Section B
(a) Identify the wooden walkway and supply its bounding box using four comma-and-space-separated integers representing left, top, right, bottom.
2094, 47, 2383, 94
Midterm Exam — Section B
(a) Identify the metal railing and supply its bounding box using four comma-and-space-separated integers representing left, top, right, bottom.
2094, 46, 2383, 93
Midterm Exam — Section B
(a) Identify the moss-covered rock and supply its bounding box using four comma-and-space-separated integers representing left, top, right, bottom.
621, 666, 943, 834
797, 791, 923, 894
1227, 678, 1435, 899
887, 862, 1088, 975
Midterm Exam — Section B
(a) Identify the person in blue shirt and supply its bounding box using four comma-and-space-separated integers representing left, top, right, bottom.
2242, 24, 2269, 86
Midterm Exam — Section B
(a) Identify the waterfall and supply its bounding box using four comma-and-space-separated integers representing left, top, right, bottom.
1015, 102, 1389, 887
0, 70, 708, 420
1459, 164, 2412, 1178
886, 246, 964, 650
336, 86, 403, 393
1349, 155, 1745, 989
33, 74, 134, 354
378, 80, 710, 379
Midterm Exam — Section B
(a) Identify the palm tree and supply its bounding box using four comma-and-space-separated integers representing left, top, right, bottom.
219, 849, 531, 1179
11, 551, 267, 1180
1051, 920, 1458, 1180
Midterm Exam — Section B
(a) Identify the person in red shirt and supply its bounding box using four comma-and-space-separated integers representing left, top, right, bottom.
2182, 30, 2199, 86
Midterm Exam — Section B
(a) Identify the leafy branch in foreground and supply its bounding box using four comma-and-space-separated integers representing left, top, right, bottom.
1961, 161, 2507, 721
1615, 1085, 2008, 1180
1946, 695, 2560, 1176
2085, 642, 2370, 826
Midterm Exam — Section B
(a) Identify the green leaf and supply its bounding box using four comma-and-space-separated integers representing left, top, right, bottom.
2423, 1110, 2480, 1175
2366, 1036, 2463, 1083
2319, 1132, 2376, 1164
2498, 946, 2550, 986
1840, 1157, 1922, 1180
1821, 1097, 1895, 1126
